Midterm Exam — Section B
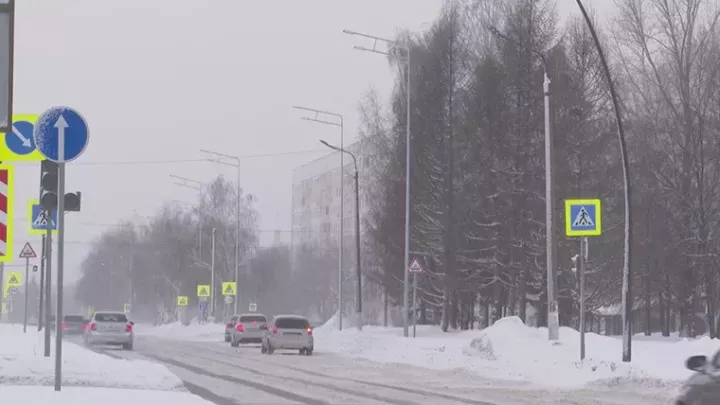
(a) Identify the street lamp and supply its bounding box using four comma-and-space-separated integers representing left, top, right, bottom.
488, 26, 559, 341
293, 105, 345, 331
575, 0, 633, 362
169, 174, 203, 191
319, 139, 362, 331
199, 149, 242, 315
344, 28, 413, 337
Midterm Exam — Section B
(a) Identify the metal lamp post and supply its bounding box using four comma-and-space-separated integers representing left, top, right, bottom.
320, 139, 362, 330
343, 28, 412, 337
488, 26, 559, 341
200, 149, 242, 315
575, 0, 633, 362
293, 105, 345, 331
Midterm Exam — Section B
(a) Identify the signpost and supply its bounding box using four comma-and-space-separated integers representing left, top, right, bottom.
177, 296, 188, 307
408, 258, 423, 338
18, 242, 35, 333
222, 281, 236, 296
0, 0, 14, 134
224, 296, 233, 304
565, 199, 602, 361
28, 199, 57, 235
34, 106, 89, 392
248, 302, 257, 312
0, 164, 13, 262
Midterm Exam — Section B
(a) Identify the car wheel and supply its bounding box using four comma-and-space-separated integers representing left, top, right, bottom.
225, 336, 231, 342
299, 348, 306, 355
261, 344, 267, 354
230, 338, 239, 348
305, 348, 313, 356
267, 343, 275, 355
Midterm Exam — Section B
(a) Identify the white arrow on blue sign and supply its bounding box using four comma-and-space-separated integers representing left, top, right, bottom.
31, 203, 57, 231
7, 121, 36, 155
33, 107, 89, 163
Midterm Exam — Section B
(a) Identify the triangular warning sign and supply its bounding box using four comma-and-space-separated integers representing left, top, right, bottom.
224, 285, 233, 294
18, 243, 36, 259
199, 287, 208, 296
408, 258, 423, 273
572, 207, 595, 227
8, 274, 19, 285
178, 297, 187, 306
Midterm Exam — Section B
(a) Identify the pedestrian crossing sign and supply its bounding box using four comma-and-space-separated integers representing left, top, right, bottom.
222, 282, 236, 296
565, 199, 602, 237
177, 296, 188, 307
6, 271, 21, 287
197, 284, 210, 297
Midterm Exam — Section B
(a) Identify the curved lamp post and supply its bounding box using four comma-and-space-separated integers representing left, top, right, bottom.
575, 0, 633, 362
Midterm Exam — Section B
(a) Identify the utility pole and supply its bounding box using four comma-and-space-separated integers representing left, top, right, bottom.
210, 227, 216, 319
343, 28, 412, 337
544, 68, 559, 341
293, 106, 345, 330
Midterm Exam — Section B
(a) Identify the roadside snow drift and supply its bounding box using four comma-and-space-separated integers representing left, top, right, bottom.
314, 315, 720, 389
0, 324, 183, 390
134, 321, 225, 342
0, 386, 215, 405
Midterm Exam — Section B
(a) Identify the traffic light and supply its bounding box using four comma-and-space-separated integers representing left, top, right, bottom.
40, 160, 58, 211
64, 191, 81, 212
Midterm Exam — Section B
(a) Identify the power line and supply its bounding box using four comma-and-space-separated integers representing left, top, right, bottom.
8, 149, 328, 168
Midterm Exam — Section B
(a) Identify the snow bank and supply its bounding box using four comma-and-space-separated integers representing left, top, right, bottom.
134, 321, 225, 342
0, 324, 183, 390
0, 386, 214, 405
314, 316, 720, 389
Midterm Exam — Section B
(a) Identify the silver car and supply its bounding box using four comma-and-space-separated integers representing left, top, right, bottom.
230, 313, 267, 347
260, 315, 314, 355
84, 311, 134, 350
676, 352, 720, 404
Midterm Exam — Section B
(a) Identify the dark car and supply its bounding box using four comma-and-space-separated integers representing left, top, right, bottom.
62, 314, 89, 335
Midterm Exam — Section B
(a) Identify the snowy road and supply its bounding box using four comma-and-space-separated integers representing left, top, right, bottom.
83, 336, 667, 405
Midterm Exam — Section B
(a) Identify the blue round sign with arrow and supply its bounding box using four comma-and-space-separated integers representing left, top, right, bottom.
6, 121, 36, 155
34, 106, 90, 163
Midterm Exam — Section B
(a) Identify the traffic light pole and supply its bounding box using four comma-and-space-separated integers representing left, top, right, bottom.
54, 161, 66, 391
44, 221, 52, 357
37, 234, 45, 332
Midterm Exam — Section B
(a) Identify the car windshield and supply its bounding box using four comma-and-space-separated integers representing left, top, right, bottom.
240, 315, 267, 323
95, 313, 127, 323
64, 315, 85, 322
275, 317, 309, 329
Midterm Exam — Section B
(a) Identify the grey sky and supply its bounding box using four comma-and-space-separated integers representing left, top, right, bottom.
7, 0, 616, 284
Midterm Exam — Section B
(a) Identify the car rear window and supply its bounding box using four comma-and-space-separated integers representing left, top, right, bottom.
240, 315, 267, 323
275, 317, 309, 329
95, 313, 127, 323
64, 315, 85, 322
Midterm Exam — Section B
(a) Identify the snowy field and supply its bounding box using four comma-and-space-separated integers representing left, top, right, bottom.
143, 315, 719, 391
0, 386, 215, 405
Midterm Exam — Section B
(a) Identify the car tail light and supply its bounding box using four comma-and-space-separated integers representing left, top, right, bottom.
271, 323, 278, 334
125, 323, 133, 332
61, 322, 67, 331
89, 322, 96, 331
307, 328, 313, 336
250, 320, 256, 324
236, 323, 245, 332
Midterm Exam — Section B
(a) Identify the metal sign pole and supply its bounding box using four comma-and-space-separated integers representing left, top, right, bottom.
412, 272, 417, 338
38, 234, 45, 331
22, 256, 28, 332
44, 224, 52, 357
580, 237, 588, 361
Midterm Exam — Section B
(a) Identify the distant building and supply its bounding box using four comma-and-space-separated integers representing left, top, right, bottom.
290, 140, 372, 268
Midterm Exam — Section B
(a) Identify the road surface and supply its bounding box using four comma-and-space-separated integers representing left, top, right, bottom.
83, 335, 668, 405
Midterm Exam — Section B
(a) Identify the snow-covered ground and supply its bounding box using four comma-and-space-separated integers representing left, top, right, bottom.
0, 324, 182, 390
138, 315, 719, 392
0, 386, 215, 404
134, 321, 225, 341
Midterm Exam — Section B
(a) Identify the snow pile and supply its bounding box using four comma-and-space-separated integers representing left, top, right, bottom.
0, 386, 215, 405
0, 324, 183, 390
314, 316, 720, 389
134, 321, 225, 342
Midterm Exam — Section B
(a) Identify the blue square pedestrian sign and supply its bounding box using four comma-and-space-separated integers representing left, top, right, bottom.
28, 199, 57, 235
565, 199, 601, 237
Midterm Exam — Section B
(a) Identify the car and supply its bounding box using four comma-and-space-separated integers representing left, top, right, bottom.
675, 351, 720, 404
84, 311, 134, 350
224, 315, 239, 342
230, 313, 267, 347
260, 315, 314, 356
61, 314, 88, 335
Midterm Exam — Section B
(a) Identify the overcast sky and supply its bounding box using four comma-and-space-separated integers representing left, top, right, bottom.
6, 0, 616, 284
